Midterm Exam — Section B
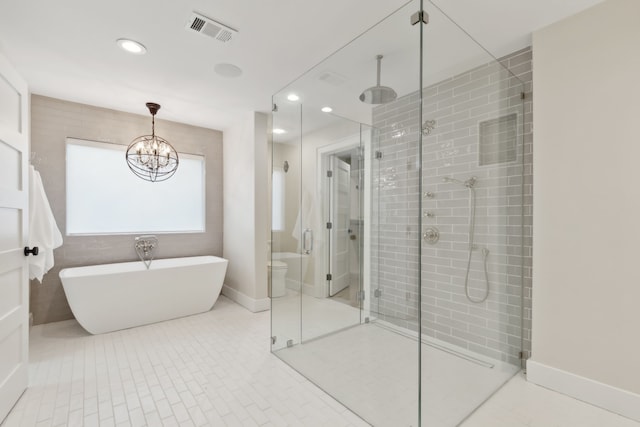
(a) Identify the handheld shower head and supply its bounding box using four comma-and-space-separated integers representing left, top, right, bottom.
442, 176, 478, 188
442, 176, 464, 185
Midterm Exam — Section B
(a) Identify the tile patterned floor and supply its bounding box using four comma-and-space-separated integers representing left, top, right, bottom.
2, 297, 366, 427
2, 295, 639, 426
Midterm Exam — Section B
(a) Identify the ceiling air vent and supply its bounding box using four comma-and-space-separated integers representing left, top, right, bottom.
317, 70, 348, 86
185, 12, 237, 43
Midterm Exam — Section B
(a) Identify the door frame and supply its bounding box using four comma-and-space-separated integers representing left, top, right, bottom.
327, 155, 350, 297
315, 132, 371, 319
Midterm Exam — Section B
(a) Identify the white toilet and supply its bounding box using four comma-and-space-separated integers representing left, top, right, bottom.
268, 261, 288, 298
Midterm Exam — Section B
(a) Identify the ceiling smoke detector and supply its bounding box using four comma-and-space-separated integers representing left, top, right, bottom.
185, 12, 238, 43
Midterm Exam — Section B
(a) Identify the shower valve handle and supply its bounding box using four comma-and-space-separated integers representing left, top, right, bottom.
423, 228, 440, 244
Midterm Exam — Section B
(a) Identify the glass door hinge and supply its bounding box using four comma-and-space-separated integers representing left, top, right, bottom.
411, 10, 429, 25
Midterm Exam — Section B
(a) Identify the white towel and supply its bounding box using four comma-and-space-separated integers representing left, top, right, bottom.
28, 165, 63, 282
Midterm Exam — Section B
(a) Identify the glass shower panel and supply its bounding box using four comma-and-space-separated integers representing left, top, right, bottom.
270, 98, 302, 352
298, 108, 363, 343
422, 2, 525, 424
271, 1, 423, 425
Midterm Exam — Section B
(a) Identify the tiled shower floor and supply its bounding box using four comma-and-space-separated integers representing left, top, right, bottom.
2, 295, 638, 426
275, 323, 519, 426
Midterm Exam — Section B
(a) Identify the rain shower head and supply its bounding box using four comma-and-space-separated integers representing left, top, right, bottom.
359, 55, 397, 105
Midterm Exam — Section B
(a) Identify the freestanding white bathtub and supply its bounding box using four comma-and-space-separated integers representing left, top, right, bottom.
59, 256, 228, 334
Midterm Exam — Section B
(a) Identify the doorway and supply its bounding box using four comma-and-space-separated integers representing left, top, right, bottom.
321, 144, 363, 309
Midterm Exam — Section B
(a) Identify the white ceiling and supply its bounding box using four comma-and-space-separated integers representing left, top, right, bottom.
0, 0, 604, 131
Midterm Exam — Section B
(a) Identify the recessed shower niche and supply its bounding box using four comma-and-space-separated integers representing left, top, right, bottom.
270, 1, 527, 425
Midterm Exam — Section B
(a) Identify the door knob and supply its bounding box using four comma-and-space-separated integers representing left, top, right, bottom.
24, 246, 39, 256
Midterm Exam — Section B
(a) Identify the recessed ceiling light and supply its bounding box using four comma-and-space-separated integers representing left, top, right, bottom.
116, 38, 147, 55
273, 128, 287, 135
214, 63, 243, 78
287, 93, 299, 101
321, 106, 333, 113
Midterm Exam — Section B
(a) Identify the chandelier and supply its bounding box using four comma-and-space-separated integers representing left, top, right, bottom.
126, 102, 178, 182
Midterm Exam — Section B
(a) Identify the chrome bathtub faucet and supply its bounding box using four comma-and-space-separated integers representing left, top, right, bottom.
135, 235, 158, 269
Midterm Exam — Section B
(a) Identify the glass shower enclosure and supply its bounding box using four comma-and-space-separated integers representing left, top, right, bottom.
270, 1, 526, 425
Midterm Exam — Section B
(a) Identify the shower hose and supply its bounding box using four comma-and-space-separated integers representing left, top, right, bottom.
464, 187, 491, 303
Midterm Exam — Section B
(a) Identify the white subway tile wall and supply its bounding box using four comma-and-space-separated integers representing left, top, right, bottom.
370, 48, 532, 365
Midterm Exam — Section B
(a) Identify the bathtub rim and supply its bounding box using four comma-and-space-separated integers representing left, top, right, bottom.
59, 255, 226, 279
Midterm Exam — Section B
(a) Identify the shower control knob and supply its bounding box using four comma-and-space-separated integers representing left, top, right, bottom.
423, 228, 440, 244
424, 192, 434, 199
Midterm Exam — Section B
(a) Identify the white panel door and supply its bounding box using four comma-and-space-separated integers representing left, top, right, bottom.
329, 156, 350, 296
0, 52, 29, 423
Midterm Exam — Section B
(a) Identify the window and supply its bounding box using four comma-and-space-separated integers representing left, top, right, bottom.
66, 138, 205, 235
272, 168, 285, 231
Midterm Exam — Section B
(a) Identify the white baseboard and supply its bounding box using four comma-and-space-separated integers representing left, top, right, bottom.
221, 285, 270, 313
527, 360, 640, 422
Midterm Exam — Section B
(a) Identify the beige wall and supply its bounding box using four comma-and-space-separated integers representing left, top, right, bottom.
532, 0, 640, 394
222, 111, 269, 310
271, 142, 300, 253
254, 113, 269, 301
30, 95, 223, 325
